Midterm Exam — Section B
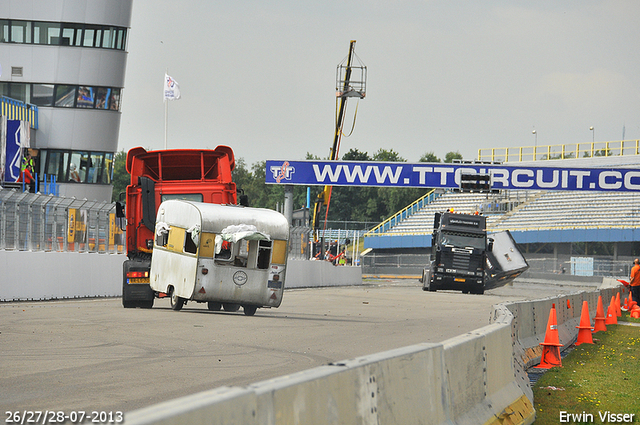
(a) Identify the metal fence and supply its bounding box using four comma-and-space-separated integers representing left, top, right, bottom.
526, 257, 632, 278
359, 252, 633, 278
289, 226, 364, 265
0, 188, 124, 253
360, 253, 428, 276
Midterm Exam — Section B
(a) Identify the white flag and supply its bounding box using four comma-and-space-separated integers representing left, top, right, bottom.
164, 73, 181, 101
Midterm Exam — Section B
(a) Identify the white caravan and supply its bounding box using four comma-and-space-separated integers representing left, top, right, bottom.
150, 200, 289, 315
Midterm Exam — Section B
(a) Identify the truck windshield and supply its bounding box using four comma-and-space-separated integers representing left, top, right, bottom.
161, 193, 203, 202
440, 231, 485, 250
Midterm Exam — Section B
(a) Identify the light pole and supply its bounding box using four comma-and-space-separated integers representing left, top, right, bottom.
590, 126, 594, 144
532, 130, 537, 160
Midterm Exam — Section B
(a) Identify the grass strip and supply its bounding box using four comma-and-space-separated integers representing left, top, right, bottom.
533, 311, 640, 424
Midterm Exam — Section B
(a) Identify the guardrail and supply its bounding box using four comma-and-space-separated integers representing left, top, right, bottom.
0, 188, 124, 253
365, 189, 439, 236
1, 96, 39, 129
478, 140, 640, 163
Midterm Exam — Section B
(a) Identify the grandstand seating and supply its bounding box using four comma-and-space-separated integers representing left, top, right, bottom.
368, 190, 640, 237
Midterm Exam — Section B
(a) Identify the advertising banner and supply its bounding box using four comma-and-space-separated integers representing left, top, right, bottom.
4, 120, 23, 183
265, 160, 640, 192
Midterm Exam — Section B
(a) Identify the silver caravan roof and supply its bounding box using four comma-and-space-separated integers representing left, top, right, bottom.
156, 200, 290, 241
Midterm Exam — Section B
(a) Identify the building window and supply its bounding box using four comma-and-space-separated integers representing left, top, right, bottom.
108, 89, 121, 110
31, 84, 55, 106
54, 85, 76, 107
61, 23, 83, 46
41, 149, 113, 185
11, 21, 31, 43
102, 153, 114, 184
2, 83, 30, 103
4, 82, 122, 111
96, 87, 110, 109
77, 86, 95, 108
88, 152, 104, 183
33, 21, 61, 45
0, 20, 8, 43
1, 19, 127, 50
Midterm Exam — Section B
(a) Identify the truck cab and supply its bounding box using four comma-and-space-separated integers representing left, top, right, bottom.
119, 147, 238, 308
422, 211, 488, 294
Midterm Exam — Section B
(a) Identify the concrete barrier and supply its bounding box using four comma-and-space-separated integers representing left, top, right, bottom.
286, 259, 362, 288
124, 304, 535, 424
0, 251, 124, 301
0, 254, 360, 301
123, 281, 628, 425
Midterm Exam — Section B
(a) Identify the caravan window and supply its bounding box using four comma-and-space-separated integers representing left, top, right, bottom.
215, 241, 247, 267
184, 231, 198, 254
215, 241, 233, 261
156, 230, 168, 247
257, 240, 272, 270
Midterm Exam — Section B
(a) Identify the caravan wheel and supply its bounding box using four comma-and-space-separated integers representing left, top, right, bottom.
223, 303, 240, 312
243, 305, 257, 316
207, 302, 222, 311
170, 289, 184, 311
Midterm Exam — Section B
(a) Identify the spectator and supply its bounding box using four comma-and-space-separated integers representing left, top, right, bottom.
629, 259, 640, 305
17, 164, 36, 193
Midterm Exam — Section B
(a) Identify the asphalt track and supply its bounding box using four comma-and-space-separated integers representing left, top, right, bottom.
0, 278, 597, 415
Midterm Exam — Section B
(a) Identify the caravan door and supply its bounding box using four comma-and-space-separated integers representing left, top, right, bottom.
150, 201, 202, 302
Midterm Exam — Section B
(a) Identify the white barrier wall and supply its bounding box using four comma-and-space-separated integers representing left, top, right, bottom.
124, 281, 627, 425
286, 259, 362, 288
0, 255, 360, 301
124, 302, 536, 425
0, 251, 123, 301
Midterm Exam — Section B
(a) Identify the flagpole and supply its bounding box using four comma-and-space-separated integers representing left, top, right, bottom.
164, 98, 168, 150
164, 69, 168, 149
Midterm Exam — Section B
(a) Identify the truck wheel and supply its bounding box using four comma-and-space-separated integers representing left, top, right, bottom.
471, 285, 485, 295
223, 303, 240, 312
123, 299, 136, 308
423, 269, 436, 292
140, 299, 154, 309
170, 290, 184, 311
427, 280, 437, 292
207, 302, 222, 311
243, 305, 257, 316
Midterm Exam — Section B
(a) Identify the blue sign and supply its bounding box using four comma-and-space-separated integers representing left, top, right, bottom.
265, 160, 640, 192
4, 120, 23, 183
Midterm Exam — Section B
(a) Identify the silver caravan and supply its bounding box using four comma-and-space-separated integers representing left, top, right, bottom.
150, 200, 289, 315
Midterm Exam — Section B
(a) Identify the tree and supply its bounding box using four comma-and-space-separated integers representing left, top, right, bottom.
111, 150, 128, 202
342, 148, 370, 161
419, 151, 441, 163
444, 151, 463, 163
372, 148, 404, 162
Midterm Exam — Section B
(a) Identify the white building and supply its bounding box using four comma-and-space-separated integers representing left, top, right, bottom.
0, 0, 133, 202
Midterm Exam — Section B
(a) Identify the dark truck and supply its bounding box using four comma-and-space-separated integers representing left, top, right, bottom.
420, 211, 528, 294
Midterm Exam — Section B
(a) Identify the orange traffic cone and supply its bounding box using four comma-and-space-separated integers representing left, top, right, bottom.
575, 301, 594, 345
632, 309, 640, 319
593, 296, 607, 333
615, 293, 622, 317
623, 294, 629, 311
605, 298, 617, 325
535, 303, 563, 368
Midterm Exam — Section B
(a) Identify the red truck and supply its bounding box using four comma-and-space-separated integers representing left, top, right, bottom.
117, 147, 241, 308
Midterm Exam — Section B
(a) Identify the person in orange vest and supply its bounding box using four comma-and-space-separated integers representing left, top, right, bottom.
630, 258, 640, 305
17, 163, 36, 193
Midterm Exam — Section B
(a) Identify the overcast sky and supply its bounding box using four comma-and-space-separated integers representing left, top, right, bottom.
117, 0, 640, 167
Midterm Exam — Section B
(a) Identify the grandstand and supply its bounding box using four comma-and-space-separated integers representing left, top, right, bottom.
366, 189, 640, 238
363, 143, 640, 277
